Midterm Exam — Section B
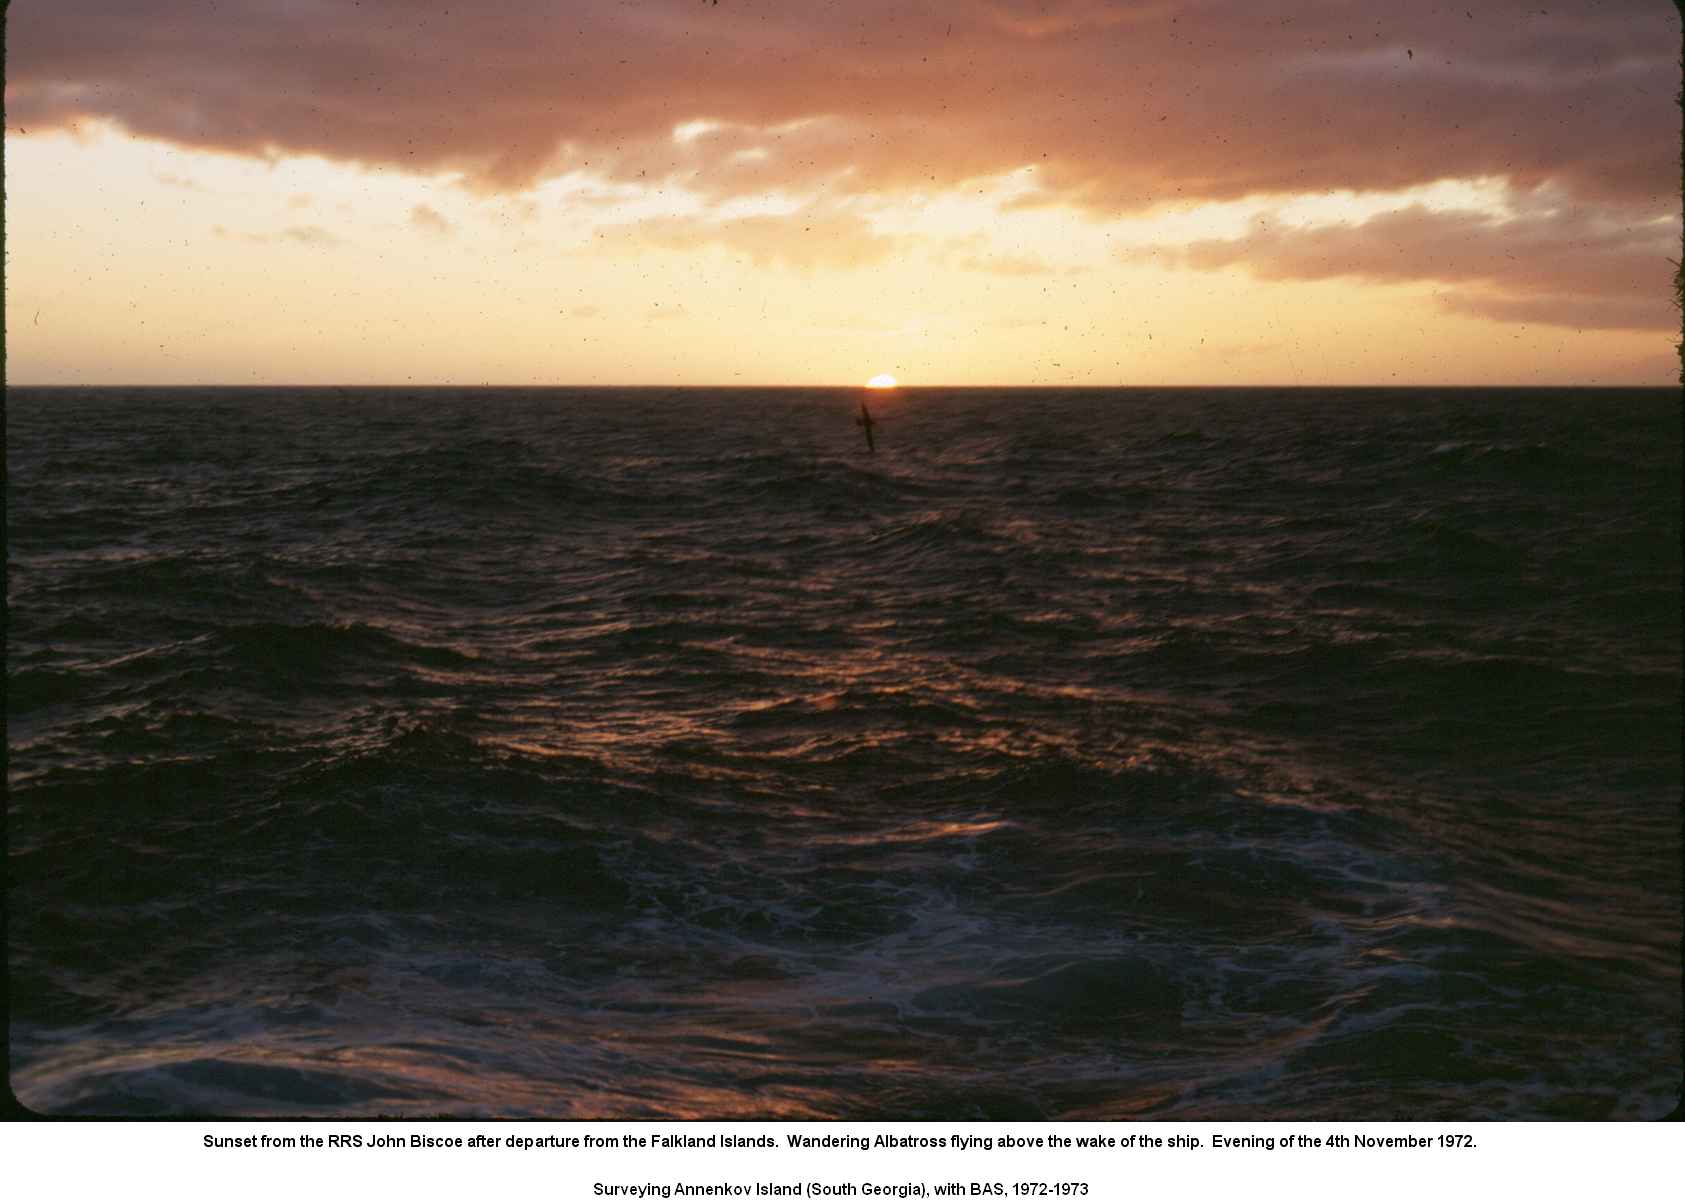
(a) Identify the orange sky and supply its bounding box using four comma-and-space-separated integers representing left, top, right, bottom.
4, 0, 1680, 385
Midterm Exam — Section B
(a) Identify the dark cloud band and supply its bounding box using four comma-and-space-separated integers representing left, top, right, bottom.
7, 0, 1677, 211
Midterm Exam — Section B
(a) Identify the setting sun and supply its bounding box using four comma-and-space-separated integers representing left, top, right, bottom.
866, 374, 898, 389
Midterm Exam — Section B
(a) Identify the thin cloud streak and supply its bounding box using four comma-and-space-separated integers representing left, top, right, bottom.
1173, 204, 1681, 331
596, 210, 904, 271
214, 223, 345, 248
410, 204, 454, 235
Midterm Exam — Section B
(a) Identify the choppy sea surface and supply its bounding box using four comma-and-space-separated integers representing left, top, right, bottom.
6, 386, 1680, 1118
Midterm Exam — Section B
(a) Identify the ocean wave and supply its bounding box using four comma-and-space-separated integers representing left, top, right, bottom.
6, 386, 1678, 1118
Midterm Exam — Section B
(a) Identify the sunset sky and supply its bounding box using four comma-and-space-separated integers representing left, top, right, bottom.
5, 0, 1680, 386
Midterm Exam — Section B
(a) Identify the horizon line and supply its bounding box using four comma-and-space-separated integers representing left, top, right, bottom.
5, 381, 1674, 391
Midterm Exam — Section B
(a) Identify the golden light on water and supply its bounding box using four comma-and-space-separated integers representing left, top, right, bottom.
866, 374, 898, 389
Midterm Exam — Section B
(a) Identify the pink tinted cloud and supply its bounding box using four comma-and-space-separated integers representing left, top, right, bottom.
1175, 203, 1680, 330
6, 1, 1677, 213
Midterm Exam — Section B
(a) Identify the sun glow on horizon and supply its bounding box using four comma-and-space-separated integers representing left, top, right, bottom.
865, 374, 898, 389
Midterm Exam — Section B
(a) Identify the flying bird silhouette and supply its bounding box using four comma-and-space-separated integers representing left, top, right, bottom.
856, 400, 877, 453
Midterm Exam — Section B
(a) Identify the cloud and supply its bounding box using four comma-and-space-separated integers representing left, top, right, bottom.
409, 203, 453, 235
953, 253, 1063, 276
937, 233, 1063, 276
216, 223, 343, 247
1171, 203, 1680, 331
597, 209, 902, 271
1437, 292, 1672, 333
6, 1, 1676, 215
274, 225, 341, 247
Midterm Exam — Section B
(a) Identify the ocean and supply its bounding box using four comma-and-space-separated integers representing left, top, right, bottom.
6, 386, 1680, 1118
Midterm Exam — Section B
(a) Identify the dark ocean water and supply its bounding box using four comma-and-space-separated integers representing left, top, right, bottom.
6, 386, 1680, 1119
